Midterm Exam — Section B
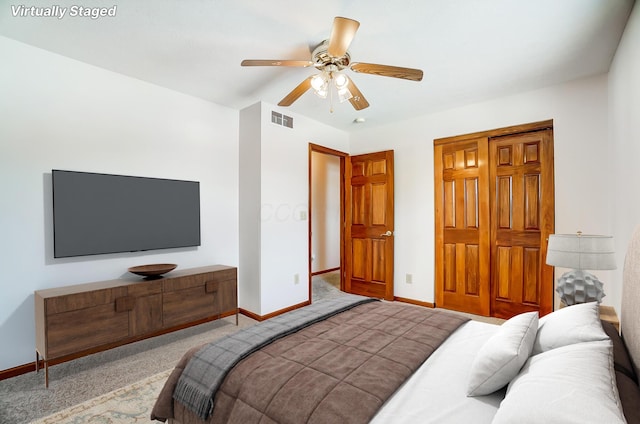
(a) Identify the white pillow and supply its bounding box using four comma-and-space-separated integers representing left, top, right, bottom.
532, 301, 608, 354
492, 339, 625, 424
467, 311, 538, 396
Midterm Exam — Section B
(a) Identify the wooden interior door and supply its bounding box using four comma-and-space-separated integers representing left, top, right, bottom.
490, 130, 554, 318
344, 150, 394, 300
434, 138, 491, 316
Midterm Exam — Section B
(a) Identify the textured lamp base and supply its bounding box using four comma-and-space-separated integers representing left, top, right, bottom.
555, 270, 605, 306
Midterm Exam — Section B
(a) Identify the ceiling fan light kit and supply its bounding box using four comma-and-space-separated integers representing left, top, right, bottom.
310, 69, 353, 108
241, 16, 423, 112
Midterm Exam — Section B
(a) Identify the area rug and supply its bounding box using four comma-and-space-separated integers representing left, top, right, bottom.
30, 369, 171, 423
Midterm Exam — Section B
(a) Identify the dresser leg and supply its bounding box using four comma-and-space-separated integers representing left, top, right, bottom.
36, 351, 50, 388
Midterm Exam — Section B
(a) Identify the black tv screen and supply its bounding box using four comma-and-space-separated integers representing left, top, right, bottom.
52, 170, 201, 258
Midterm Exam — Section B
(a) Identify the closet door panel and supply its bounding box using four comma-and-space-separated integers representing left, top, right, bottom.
490, 131, 554, 318
435, 138, 490, 316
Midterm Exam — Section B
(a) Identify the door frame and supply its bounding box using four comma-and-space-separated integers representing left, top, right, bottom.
308, 143, 348, 299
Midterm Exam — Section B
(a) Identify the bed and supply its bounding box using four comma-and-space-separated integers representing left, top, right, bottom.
151, 226, 640, 424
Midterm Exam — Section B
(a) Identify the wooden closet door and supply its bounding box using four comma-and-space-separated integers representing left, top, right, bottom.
435, 120, 555, 319
489, 130, 554, 318
434, 138, 490, 316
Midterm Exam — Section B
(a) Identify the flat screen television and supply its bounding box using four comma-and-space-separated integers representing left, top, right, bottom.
52, 170, 201, 258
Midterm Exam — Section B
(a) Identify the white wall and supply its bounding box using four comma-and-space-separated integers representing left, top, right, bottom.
0, 36, 239, 370
610, 3, 640, 311
311, 152, 341, 273
349, 74, 613, 310
260, 102, 349, 314
238, 103, 348, 316
238, 103, 262, 314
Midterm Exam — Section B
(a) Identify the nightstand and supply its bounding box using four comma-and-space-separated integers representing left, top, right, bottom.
599, 305, 620, 333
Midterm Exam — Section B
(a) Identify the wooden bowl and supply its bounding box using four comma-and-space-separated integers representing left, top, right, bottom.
128, 263, 177, 278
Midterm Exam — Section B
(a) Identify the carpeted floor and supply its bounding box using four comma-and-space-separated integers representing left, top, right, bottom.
30, 369, 172, 423
311, 270, 341, 301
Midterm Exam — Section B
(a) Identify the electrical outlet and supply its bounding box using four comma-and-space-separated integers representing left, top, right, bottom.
294, 273, 299, 284
406, 273, 413, 284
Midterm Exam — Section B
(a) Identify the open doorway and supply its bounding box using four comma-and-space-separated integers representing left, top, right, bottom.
309, 143, 347, 301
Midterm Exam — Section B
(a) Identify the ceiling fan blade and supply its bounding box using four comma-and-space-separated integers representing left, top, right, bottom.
241, 59, 313, 67
278, 76, 314, 106
346, 77, 369, 110
350, 62, 424, 81
327, 17, 360, 58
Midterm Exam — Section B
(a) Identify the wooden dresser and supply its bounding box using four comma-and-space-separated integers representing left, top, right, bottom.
34, 265, 237, 387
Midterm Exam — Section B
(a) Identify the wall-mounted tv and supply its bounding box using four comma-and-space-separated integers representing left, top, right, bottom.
52, 170, 201, 258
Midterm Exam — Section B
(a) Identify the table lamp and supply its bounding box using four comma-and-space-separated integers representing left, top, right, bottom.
546, 231, 616, 305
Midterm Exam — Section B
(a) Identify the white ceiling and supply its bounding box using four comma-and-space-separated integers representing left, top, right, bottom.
0, 0, 634, 132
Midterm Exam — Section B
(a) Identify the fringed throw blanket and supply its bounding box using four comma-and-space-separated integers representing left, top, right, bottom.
152, 298, 469, 424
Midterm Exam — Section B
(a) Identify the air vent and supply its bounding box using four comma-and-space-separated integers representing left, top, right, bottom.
271, 111, 293, 129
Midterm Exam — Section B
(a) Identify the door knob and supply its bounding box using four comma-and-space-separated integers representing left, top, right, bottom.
380, 230, 393, 237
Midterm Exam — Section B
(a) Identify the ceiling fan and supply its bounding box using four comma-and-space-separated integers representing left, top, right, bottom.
241, 17, 423, 111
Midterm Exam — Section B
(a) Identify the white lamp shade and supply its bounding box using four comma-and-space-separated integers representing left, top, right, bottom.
546, 234, 616, 270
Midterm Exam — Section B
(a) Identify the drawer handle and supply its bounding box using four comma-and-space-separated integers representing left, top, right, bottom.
115, 296, 135, 312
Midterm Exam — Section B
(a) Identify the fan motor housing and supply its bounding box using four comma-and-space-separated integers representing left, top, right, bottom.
312, 40, 350, 70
